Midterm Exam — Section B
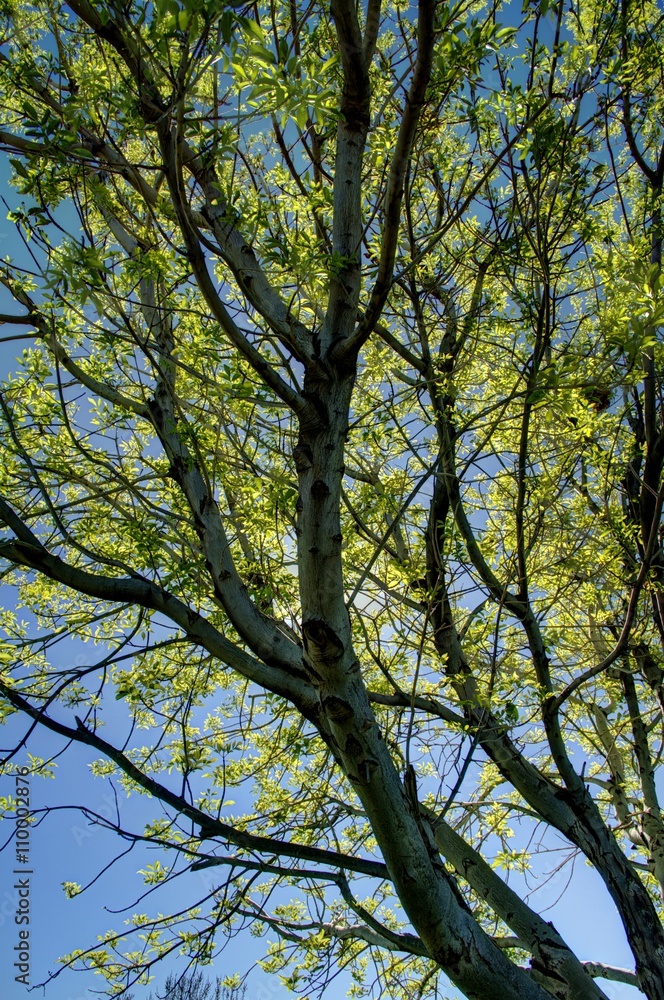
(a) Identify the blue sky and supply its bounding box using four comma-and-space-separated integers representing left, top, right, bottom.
0, 663, 290, 1000
0, 649, 646, 1000
0, 603, 645, 999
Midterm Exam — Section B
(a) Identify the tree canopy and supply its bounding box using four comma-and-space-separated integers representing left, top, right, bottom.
1, 0, 664, 997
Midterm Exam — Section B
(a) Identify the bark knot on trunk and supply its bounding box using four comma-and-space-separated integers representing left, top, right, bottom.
302, 618, 346, 664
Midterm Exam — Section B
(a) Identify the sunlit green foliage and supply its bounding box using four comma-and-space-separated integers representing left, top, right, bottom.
0, 0, 664, 998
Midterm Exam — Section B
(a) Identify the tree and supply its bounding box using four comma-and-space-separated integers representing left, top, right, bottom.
142, 970, 241, 1000
1, 0, 664, 996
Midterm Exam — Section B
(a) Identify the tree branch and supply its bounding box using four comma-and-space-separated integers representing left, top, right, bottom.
582, 963, 639, 987
0, 679, 387, 880
0, 505, 312, 709
334, 0, 436, 360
